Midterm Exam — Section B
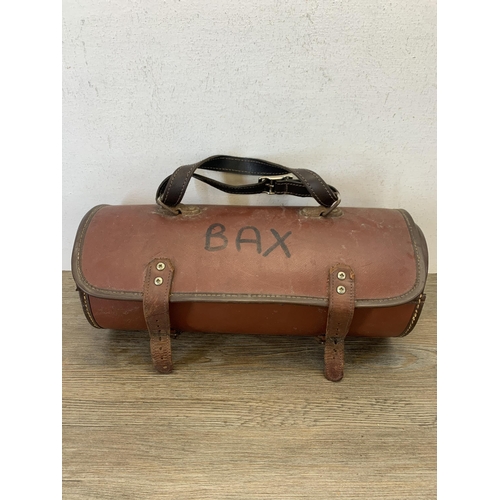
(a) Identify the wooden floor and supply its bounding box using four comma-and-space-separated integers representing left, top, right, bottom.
63, 272, 436, 500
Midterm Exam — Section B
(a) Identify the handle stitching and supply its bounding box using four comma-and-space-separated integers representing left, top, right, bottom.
308, 171, 335, 203
164, 169, 180, 204
202, 165, 283, 175
293, 172, 326, 205
295, 170, 335, 205
161, 264, 173, 331
210, 156, 287, 172
174, 164, 198, 206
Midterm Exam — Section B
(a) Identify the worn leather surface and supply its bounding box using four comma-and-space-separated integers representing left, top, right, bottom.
72, 155, 429, 378
324, 265, 355, 381
73, 205, 426, 307
143, 258, 175, 373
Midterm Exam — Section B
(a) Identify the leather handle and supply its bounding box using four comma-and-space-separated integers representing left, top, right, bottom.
156, 155, 341, 215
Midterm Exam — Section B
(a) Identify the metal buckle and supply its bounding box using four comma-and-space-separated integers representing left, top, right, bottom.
258, 174, 295, 195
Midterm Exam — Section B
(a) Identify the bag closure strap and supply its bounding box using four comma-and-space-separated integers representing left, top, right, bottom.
141, 256, 355, 379
156, 155, 341, 215
324, 265, 355, 381
143, 258, 175, 374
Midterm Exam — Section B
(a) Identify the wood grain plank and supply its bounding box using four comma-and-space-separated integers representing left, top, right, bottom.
63, 272, 436, 499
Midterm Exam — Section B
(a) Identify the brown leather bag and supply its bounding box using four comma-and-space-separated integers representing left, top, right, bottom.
72, 155, 428, 381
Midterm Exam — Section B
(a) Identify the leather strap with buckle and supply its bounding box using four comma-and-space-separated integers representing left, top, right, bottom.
324, 265, 355, 381
143, 258, 175, 374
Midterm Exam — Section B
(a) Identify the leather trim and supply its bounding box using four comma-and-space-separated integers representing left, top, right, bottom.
71, 204, 109, 290
399, 293, 426, 337
77, 289, 102, 329
72, 204, 428, 308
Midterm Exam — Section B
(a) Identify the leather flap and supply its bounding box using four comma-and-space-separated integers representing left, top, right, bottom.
72, 204, 428, 308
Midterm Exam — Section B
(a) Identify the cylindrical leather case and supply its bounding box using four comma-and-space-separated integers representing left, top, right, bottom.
72, 155, 428, 380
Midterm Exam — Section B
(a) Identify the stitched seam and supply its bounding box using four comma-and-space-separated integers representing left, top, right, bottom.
326, 266, 355, 341
173, 292, 326, 299
174, 165, 198, 206
277, 181, 310, 197
143, 264, 152, 332
75, 205, 134, 295
307, 170, 335, 203
206, 185, 262, 193
263, 188, 311, 197
164, 169, 180, 204
401, 294, 423, 336
201, 181, 308, 195
294, 171, 334, 205
368, 210, 421, 303
198, 182, 302, 191
294, 172, 322, 204
161, 265, 173, 333
203, 167, 271, 174
214, 186, 257, 192
145, 260, 174, 334
159, 262, 173, 370
326, 268, 334, 338
75, 208, 164, 297
348, 274, 355, 330
82, 292, 100, 328
203, 166, 281, 175
203, 156, 286, 175
144, 262, 164, 367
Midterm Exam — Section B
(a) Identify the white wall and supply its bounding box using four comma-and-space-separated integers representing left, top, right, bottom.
63, 0, 436, 272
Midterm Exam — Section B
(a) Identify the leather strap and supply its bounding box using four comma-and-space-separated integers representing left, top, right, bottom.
324, 265, 355, 382
143, 258, 175, 374
156, 155, 340, 211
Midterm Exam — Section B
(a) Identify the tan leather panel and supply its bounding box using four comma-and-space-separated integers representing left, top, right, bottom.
88, 297, 418, 338
77, 205, 421, 304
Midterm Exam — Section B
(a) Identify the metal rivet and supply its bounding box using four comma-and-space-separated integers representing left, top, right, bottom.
337, 271, 346, 280
337, 285, 346, 294
154, 277, 163, 286
156, 262, 165, 271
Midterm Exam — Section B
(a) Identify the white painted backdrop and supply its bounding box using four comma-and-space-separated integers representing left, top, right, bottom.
62, 0, 436, 271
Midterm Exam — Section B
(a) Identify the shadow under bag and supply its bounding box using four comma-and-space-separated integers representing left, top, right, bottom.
72, 155, 428, 381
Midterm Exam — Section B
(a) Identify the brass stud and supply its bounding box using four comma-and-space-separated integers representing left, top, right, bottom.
156, 262, 165, 271
337, 271, 346, 280
154, 277, 163, 286
337, 285, 346, 294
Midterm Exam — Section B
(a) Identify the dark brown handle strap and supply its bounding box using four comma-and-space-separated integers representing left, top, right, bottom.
324, 265, 355, 382
143, 258, 175, 374
156, 155, 340, 212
